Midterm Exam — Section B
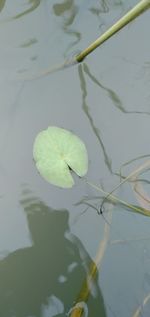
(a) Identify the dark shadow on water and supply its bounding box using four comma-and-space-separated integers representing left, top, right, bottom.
0, 189, 107, 317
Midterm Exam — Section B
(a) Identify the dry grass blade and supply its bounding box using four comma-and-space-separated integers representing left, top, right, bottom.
119, 154, 150, 181
119, 157, 150, 212
100, 160, 150, 214
116, 155, 150, 211
133, 180, 150, 209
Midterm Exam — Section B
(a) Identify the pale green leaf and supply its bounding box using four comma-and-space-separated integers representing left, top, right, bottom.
33, 126, 88, 188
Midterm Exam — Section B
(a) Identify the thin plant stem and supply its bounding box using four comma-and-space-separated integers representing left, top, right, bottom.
100, 160, 150, 213
86, 180, 150, 217
76, 0, 150, 63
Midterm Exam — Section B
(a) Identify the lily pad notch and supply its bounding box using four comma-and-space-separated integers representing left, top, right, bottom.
33, 126, 88, 188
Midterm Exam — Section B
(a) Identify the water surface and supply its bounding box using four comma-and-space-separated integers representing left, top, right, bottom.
0, 1, 150, 316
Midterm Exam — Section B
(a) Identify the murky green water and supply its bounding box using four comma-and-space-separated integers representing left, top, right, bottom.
0, 1, 150, 316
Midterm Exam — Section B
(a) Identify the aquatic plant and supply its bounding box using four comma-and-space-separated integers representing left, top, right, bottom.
27, 0, 150, 79
33, 126, 150, 217
33, 126, 88, 188
31, 3, 150, 314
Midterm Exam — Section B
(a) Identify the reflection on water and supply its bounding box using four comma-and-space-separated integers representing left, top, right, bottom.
83, 63, 150, 117
20, 38, 38, 48
0, 189, 106, 317
83, 63, 125, 113
13, 0, 41, 20
78, 61, 150, 175
53, 0, 77, 19
89, 0, 109, 29
78, 63, 112, 173
139, 60, 150, 85
0, 0, 41, 20
89, 0, 126, 29
0, 0, 6, 12
53, 0, 81, 56
90, 0, 109, 16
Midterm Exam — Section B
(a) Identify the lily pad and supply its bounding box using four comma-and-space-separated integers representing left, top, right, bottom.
33, 126, 88, 188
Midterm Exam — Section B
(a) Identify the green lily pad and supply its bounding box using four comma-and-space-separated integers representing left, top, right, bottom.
33, 126, 88, 188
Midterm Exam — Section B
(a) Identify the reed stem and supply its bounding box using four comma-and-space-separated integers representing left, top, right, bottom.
76, 0, 150, 63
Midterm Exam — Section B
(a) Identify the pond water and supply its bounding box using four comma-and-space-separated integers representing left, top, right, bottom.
0, 0, 150, 316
